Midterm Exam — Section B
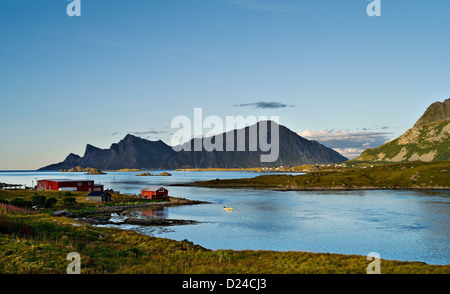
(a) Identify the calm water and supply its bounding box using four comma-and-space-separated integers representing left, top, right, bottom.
1, 170, 449, 265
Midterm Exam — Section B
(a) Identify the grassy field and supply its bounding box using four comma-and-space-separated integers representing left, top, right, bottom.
0, 189, 449, 274
189, 161, 450, 190
0, 189, 157, 215
1, 207, 449, 274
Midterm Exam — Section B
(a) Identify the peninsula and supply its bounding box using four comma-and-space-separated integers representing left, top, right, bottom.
183, 161, 450, 191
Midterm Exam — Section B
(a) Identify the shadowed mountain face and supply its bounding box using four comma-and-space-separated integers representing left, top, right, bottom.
42, 153, 82, 171
166, 121, 347, 168
78, 135, 177, 169
40, 135, 177, 170
353, 98, 450, 163
39, 121, 348, 170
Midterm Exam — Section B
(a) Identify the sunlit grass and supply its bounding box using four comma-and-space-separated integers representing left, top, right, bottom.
0, 210, 448, 274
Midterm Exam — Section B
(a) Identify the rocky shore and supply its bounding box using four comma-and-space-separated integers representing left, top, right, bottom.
58, 197, 209, 227
77, 215, 199, 226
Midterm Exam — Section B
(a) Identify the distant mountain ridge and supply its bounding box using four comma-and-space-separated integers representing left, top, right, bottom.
353, 98, 450, 163
40, 135, 177, 170
39, 121, 347, 170
165, 121, 347, 168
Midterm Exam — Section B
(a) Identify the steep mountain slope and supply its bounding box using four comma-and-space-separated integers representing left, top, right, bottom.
77, 135, 177, 169
39, 121, 348, 170
166, 121, 347, 168
353, 98, 450, 163
40, 153, 82, 171
39, 135, 177, 170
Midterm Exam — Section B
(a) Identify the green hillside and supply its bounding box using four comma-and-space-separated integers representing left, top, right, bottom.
352, 98, 450, 163
354, 117, 450, 163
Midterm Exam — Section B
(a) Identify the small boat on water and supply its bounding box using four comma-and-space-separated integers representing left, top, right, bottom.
223, 207, 233, 211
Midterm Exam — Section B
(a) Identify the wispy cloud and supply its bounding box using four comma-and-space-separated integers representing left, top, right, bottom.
234, 101, 295, 109
298, 129, 394, 159
129, 130, 170, 141
130, 130, 167, 135
105, 131, 119, 136
105, 130, 169, 139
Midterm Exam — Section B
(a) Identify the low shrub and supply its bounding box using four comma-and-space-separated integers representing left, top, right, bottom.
10, 198, 32, 209
63, 197, 77, 208
31, 195, 46, 207
44, 198, 57, 208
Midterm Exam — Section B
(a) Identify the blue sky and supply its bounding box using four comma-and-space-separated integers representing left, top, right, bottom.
0, 0, 449, 169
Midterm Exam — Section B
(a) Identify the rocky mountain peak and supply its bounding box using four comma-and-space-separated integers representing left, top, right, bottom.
414, 98, 450, 127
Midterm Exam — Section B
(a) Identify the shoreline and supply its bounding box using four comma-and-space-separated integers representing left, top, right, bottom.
174, 168, 307, 174
272, 186, 450, 191
56, 197, 450, 268
170, 182, 450, 191
1, 189, 449, 272
68, 199, 449, 267
65, 197, 210, 226
174, 161, 450, 191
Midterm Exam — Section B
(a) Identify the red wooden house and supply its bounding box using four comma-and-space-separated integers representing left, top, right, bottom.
141, 186, 168, 200
37, 179, 104, 192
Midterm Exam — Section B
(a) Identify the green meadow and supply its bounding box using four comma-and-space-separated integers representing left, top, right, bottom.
0, 188, 449, 274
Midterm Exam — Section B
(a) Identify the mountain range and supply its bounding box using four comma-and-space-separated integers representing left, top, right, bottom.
352, 98, 450, 163
39, 121, 348, 170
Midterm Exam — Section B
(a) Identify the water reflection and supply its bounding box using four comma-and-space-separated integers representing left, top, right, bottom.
140, 207, 168, 219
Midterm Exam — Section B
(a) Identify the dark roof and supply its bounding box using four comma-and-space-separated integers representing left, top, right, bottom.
141, 186, 167, 192
87, 191, 111, 197
39, 179, 93, 183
